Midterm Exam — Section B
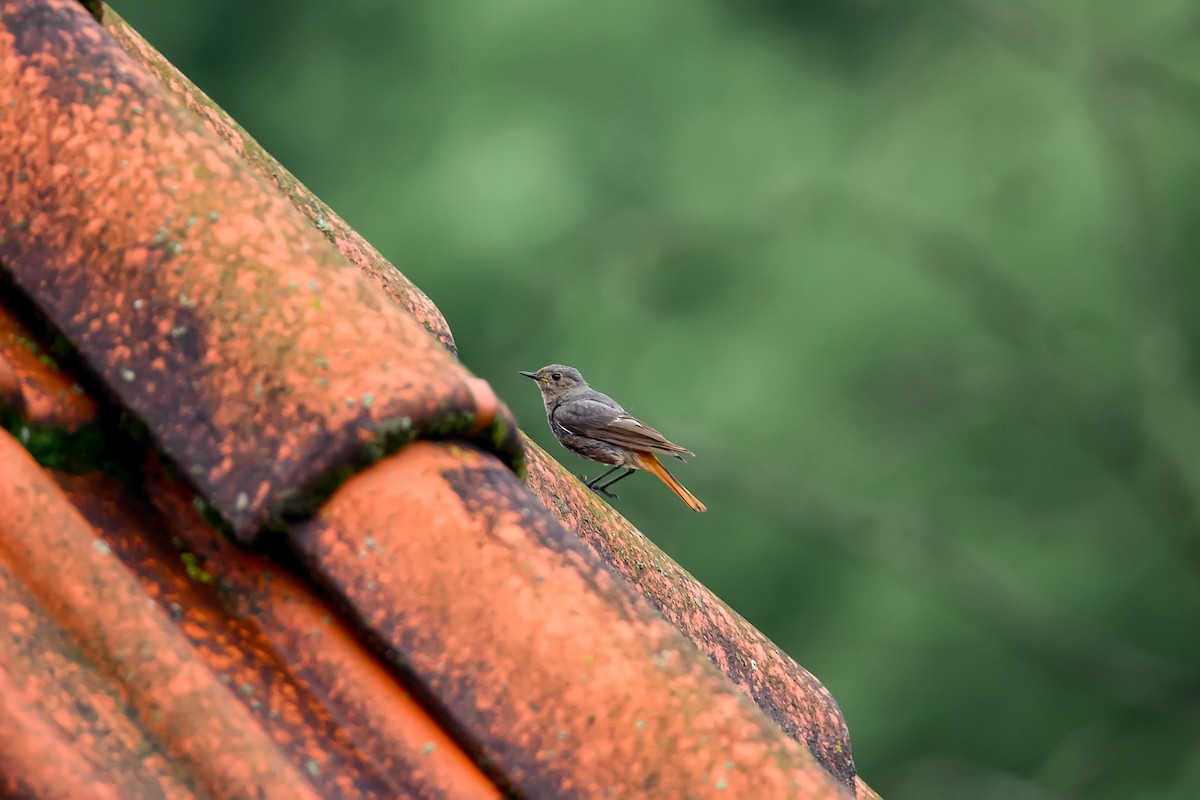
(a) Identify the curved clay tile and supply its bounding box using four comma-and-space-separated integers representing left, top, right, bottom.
523, 438, 857, 786
0, 1, 872, 797
0, 430, 502, 798
100, 8, 457, 355
293, 441, 848, 798
0, 304, 96, 431
0, 306, 855, 797
84, 9, 860, 790
0, 431, 326, 799
0, 0, 522, 538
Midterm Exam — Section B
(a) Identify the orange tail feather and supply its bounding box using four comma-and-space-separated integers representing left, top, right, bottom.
632, 452, 707, 512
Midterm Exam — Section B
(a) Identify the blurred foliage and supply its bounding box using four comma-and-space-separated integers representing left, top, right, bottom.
111, 0, 1200, 797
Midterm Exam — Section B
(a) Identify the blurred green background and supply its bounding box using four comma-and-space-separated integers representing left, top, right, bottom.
111, 1, 1200, 797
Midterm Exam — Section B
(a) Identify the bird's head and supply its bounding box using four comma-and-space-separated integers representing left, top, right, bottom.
519, 364, 587, 399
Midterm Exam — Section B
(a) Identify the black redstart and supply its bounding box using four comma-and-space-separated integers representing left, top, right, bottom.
520, 364, 706, 512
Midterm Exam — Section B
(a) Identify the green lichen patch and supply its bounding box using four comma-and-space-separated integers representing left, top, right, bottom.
270, 405, 526, 532
488, 416, 527, 479
179, 551, 214, 584
0, 405, 108, 474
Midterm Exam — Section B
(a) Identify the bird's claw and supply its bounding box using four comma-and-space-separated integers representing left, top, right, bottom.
581, 474, 619, 500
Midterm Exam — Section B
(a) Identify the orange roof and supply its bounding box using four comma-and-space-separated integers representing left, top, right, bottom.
0, 1, 872, 797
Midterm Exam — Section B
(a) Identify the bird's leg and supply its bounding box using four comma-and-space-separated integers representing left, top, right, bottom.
591, 468, 636, 498
582, 466, 621, 489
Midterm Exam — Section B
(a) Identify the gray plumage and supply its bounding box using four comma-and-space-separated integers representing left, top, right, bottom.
520, 364, 705, 511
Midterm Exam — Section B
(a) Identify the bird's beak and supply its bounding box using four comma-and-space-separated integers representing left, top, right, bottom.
518, 371, 540, 382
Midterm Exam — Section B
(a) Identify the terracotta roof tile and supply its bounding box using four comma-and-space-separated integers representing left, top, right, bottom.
293, 441, 840, 797
0, 1, 871, 797
0, 305, 96, 431
524, 442, 857, 786
100, 8, 456, 354
0, 433, 325, 799
1, 0, 522, 539
1, 433, 500, 798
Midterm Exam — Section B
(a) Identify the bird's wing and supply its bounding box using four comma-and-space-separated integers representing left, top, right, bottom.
555, 398, 694, 458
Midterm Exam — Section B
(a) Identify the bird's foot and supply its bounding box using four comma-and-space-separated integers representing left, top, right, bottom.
581, 474, 619, 500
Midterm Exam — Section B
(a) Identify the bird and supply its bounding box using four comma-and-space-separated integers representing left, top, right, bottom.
519, 364, 706, 512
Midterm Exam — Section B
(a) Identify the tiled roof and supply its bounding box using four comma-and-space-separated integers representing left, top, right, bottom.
0, 1, 875, 797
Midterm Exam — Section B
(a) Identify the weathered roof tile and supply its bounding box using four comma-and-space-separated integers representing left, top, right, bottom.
101, 8, 456, 354
0, 1, 871, 797
293, 441, 846, 798
0, 0, 520, 539
524, 438, 857, 786
0, 304, 96, 430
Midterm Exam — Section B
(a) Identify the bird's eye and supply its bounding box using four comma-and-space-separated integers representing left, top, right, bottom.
551, 372, 562, 381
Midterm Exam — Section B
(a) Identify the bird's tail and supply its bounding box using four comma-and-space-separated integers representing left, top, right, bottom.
632, 452, 707, 512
